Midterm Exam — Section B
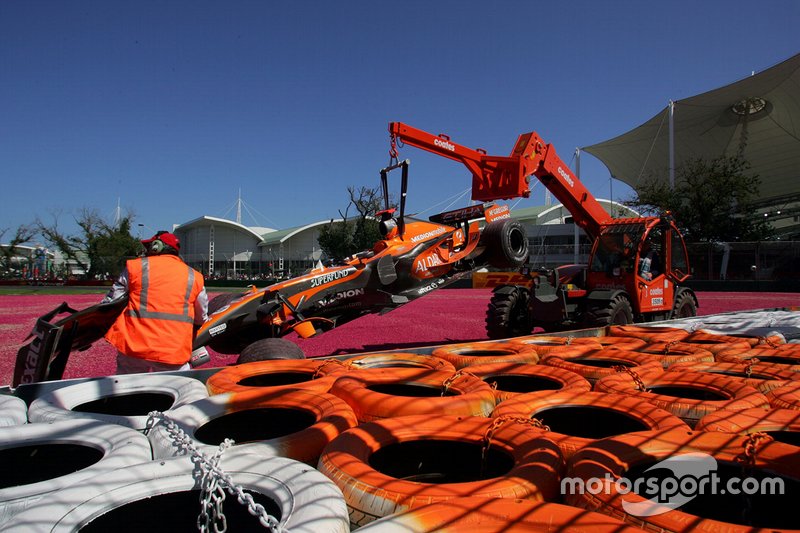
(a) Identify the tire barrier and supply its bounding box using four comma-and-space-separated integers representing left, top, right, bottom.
680, 332, 755, 356
356, 496, 642, 533
317, 414, 563, 529
610, 341, 715, 368
0, 395, 27, 427
465, 362, 591, 404
683, 329, 785, 350
582, 336, 648, 350
765, 380, 800, 410
344, 352, 456, 372
607, 325, 690, 343
491, 390, 689, 459
507, 336, 603, 357
205, 358, 349, 395
666, 360, 800, 392
431, 341, 539, 369
0, 419, 152, 527
3, 451, 349, 533
26, 375, 208, 431
328, 368, 496, 422
566, 428, 799, 532
716, 344, 800, 367
594, 370, 771, 427
696, 407, 800, 446
540, 349, 664, 385
148, 388, 358, 464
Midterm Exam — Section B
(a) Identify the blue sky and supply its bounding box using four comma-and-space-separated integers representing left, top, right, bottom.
1, 1, 798, 240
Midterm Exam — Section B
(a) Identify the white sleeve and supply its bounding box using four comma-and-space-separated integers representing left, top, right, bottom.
102, 268, 130, 303
194, 287, 209, 325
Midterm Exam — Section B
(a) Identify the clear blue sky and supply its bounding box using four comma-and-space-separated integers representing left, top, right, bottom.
2, 1, 798, 240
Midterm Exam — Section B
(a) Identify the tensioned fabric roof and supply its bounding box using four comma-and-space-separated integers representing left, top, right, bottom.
583, 53, 800, 206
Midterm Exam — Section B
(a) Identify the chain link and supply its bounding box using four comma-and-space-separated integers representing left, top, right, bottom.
441, 370, 480, 396
313, 358, 352, 378
742, 357, 760, 378
479, 415, 549, 477
736, 431, 773, 471
612, 365, 649, 392
146, 412, 284, 533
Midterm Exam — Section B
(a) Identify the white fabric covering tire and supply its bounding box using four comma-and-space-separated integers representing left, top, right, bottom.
0, 395, 27, 427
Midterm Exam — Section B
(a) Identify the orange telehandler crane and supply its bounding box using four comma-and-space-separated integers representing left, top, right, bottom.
387, 122, 698, 337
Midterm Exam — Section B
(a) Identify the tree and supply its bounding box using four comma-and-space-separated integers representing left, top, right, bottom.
36, 208, 140, 279
0, 225, 36, 278
318, 186, 387, 260
624, 155, 773, 242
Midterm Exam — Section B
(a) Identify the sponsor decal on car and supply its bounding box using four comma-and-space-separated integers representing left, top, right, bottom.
310, 267, 357, 288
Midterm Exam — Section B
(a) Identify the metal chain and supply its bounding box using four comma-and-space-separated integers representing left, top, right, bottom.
612, 365, 649, 392
480, 416, 549, 473
663, 340, 679, 354
736, 431, 774, 471
313, 358, 352, 378
743, 357, 760, 378
757, 336, 781, 348
441, 370, 480, 396
389, 133, 399, 166
146, 412, 284, 533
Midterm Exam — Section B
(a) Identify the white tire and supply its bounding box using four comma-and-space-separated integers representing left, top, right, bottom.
0, 395, 27, 427
0, 419, 152, 526
27, 374, 208, 430
3, 451, 349, 533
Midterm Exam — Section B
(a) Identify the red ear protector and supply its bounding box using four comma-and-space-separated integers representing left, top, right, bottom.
146, 231, 170, 255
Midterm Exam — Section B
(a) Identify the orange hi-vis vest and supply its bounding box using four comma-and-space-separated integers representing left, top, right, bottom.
105, 255, 205, 365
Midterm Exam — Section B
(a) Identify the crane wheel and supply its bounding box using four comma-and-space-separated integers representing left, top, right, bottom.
585, 295, 633, 327
671, 290, 698, 319
486, 286, 532, 339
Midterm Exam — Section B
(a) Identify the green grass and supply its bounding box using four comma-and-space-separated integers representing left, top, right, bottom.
0, 285, 245, 296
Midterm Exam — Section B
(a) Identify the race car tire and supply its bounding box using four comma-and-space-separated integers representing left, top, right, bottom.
3, 452, 349, 533
492, 390, 688, 459
0, 395, 27, 427
0, 419, 152, 527
148, 388, 357, 464
205, 358, 349, 395
611, 341, 715, 368
343, 352, 456, 372
540, 349, 664, 385
479, 218, 529, 269
356, 496, 642, 533
695, 407, 800, 445
236, 337, 305, 364
584, 295, 633, 327
328, 368, 496, 422
27, 375, 209, 431
566, 428, 798, 532
431, 341, 539, 369
485, 285, 532, 339
467, 361, 591, 403
764, 380, 800, 410
317, 414, 562, 529
607, 325, 690, 343
594, 370, 771, 427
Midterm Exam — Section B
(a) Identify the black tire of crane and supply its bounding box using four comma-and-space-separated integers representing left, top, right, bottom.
26, 374, 209, 431
491, 390, 689, 459
585, 295, 634, 327
355, 496, 642, 533
316, 414, 563, 529
327, 368, 497, 422
716, 344, 800, 366
695, 407, 800, 443
343, 352, 456, 372
465, 361, 591, 403
236, 337, 305, 364
765, 380, 800, 410
485, 285, 533, 340
431, 341, 539, 369
205, 358, 350, 395
666, 360, 800, 392
479, 218, 529, 269
607, 324, 691, 343
148, 388, 358, 465
540, 349, 664, 385
0, 395, 27, 427
508, 335, 603, 357
565, 428, 799, 532
613, 341, 715, 368
2, 452, 349, 533
670, 289, 698, 319
594, 370, 771, 427
0, 419, 152, 523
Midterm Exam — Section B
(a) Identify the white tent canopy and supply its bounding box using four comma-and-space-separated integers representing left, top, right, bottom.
583, 53, 800, 208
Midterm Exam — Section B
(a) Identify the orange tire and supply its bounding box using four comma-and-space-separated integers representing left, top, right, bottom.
356, 496, 643, 533
431, 342, 539, 369
205, 358, 349, 395
594, 370, 771, 427
607, 325, 690, 343
610, 341, 715, 368
541, 349, 664, 385
566, 428, 798, 532
667, 360, 800, 392
716, 344, 800, 367
684, 329, 785, 350
148, 388, 358, 464
492, 390, 688, 459
581, 336, 648, 350
696, 407, 800, 443
765, 380, 800, 410
344, 352, 456, 372
465, 362, 591, 403
328, 368, 496, 421
508, 335, 602, 357
317, 414, 563, 529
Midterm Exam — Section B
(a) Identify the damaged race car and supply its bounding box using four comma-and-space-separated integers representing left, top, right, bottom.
195, 158, 528, 360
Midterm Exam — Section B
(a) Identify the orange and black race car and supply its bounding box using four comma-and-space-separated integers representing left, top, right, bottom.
194, 160, 528, 360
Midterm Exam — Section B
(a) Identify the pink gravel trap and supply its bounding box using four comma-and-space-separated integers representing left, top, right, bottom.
1, 289, 797, 387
